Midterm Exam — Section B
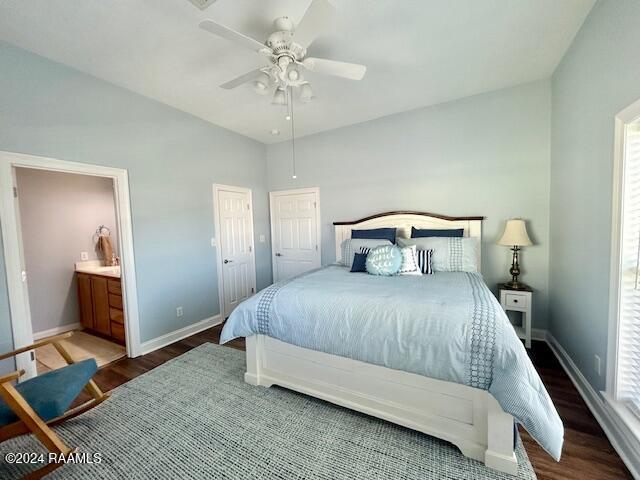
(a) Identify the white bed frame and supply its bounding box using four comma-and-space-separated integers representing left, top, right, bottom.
245, 211, 518, 474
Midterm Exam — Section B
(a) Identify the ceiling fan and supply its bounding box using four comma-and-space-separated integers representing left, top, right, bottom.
199, 0, 367, 105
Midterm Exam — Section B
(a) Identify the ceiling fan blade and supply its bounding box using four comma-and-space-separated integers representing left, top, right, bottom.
199, 19, 268, 54
301, 57, 367, 80
219, 69, 264, 89
293, 0, 337, 48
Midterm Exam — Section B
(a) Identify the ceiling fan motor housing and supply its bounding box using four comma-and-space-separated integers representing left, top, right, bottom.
267, 30, 306, 61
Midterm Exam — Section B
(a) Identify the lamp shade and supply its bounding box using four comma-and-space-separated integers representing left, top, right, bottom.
300, 82, 314, 103
271, 87, 287, 106
252, 72, 271, 95
498, 219, 532, 246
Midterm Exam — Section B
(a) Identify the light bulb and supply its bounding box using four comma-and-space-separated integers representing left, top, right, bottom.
287, 68, 300, 82
253, 81, 268, 94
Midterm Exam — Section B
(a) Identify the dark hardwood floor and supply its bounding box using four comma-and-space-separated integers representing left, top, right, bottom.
83, 326, 631, 480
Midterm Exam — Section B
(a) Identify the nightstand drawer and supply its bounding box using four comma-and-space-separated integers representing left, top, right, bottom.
505, 292, 528, 308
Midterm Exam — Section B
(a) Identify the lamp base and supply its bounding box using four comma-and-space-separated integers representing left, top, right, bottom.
500, 281, 532, 292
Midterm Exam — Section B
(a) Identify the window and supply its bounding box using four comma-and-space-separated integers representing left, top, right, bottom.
609, 99, 640, 429
616, 119, 640, 415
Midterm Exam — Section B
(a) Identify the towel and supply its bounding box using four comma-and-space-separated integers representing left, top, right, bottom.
98, 235, 115, 266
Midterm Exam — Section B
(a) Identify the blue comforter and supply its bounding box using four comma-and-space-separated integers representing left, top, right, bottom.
220, 265, 563, 460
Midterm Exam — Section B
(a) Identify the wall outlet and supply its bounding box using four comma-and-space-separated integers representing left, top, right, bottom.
594, 354, 601, 376
176, 306, 183, 318
259, 234, 266, 243
210, 238, 217, 247
80, 251, 89, 261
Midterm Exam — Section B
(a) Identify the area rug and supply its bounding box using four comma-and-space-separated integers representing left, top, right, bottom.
0, 343, 536, 479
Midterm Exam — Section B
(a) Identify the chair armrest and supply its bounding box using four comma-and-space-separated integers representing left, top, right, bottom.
0, 369, 25, 384
0, 332, 74, 362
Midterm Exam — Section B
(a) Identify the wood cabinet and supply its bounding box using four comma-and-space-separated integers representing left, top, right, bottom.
77, 272, 126, 345
77, 273, 94, 329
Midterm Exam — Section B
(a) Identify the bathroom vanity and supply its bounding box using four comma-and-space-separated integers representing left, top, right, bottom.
75, 262, 125, 345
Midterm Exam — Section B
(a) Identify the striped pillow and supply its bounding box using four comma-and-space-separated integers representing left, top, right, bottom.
416, 249, 434, 274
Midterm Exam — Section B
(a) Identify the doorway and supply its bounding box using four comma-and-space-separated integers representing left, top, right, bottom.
0, 152, 141, 379
269, 187, 321, 282
212, 184, 257, 319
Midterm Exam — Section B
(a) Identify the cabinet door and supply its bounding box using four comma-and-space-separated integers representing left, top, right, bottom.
77, 273, 94, 329
91, 276, 111, 336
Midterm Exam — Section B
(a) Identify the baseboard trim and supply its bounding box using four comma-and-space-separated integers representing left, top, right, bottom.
544, 331, 640, 479
531, 328, 547, 341
139, 315, 222, 356
33, 322, 82, 341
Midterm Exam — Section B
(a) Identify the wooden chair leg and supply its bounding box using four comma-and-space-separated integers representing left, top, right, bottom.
0, 382, 70, 455
52, 341, 107, 401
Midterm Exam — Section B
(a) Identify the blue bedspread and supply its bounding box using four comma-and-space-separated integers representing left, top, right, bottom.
220, 265, 563, 460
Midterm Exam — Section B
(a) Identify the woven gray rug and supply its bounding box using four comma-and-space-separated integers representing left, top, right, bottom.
0, 343, 536, 479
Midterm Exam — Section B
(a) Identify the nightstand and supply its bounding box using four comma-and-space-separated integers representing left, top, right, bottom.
498, 283, 532, 348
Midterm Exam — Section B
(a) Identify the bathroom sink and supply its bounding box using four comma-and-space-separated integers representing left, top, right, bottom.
95, 266, 121, 275
75, 264, 121, 278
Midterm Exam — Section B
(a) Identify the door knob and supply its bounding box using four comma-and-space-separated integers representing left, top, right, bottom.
224, 259, 233, 264
275, 253, 282, 257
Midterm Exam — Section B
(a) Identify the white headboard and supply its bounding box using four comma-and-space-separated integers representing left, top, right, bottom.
334, 211, 484, 270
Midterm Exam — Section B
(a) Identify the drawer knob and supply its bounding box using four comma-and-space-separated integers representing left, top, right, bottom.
513, 299, 518, 303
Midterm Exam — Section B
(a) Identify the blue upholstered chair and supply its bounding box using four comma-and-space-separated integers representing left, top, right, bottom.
0, 331, 110, 479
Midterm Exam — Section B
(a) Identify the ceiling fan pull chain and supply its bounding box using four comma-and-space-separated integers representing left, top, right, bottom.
289, 86, 297, 180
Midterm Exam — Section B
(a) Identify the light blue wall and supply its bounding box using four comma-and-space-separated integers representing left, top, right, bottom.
549, 0, 640, 391
267, 81, 552, 328
0, 42, 272, 354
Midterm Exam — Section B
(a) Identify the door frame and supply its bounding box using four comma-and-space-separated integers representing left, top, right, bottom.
212, 184, 257, 319
0, 151, 142, 378
269, 187, 321, 282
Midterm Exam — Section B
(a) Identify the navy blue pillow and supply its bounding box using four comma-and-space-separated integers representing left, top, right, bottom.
350, 252, 368, 272
411, 227, 464, 238
351, 228, 397, 244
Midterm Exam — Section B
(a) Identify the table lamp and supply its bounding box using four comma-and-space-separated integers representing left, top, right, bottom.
498, 219, 533, 290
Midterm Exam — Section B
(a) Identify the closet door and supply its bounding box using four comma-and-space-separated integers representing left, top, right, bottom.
270, 189, 321, 282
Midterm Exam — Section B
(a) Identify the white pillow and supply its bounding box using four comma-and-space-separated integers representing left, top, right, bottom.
340, 238, 392, 268
397, 245, 422, 276
397, 237, 479, 273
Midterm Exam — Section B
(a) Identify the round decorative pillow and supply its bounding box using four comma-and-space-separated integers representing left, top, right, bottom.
365, 245, 403, 276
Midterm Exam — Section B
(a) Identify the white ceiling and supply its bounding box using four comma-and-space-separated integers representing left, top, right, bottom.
0, 0, 594, 144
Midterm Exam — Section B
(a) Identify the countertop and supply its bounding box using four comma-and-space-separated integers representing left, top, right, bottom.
75, 260, 121, 278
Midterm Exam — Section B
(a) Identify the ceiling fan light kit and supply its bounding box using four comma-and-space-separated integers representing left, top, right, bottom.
300, 82, 314, 103
198, 0, 367, 104
271, 87, 287, 106
252, 71, 272, 95
199, 0, 368, 181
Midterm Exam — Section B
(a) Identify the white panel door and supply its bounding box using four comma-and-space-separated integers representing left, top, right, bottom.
270, 189, 321, 282
216, 187, 255, 318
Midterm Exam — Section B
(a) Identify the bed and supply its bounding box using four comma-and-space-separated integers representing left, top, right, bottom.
220, 211, 563, 474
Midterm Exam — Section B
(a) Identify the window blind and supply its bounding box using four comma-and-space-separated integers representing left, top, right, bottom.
618, 121, 640, 415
